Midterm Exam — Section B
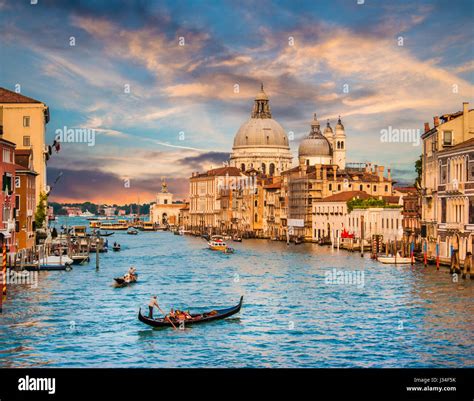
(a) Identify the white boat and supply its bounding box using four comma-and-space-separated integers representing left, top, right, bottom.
378, 253, 412, 264
80, 210, 95, 217
40, 255, 74, 266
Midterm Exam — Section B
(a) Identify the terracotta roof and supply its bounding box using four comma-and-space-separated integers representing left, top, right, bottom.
0, 87, 42, 104
193, 166, 242, 178
319, 191, 371, 202
394, 186, 417, 194
382, 195, 401, 204
264, 182, 281, 189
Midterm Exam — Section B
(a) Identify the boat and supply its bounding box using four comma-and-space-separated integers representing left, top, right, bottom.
232, 235, 242, 242
71, 255, 90, 265
25, 264, 73, 271
223, 247, 235, 254
378, 253, 412, 264
80, 210, 95, 218
98, 231, 114, 237
41, 255, 74, 266
127, 228, 138, 235
142, 222, 156, 231
100, 222, 128, 231
208, 236, 227, 251
114, 274, 138, 287
138, 296, 243, 328
112, 244, 121, 251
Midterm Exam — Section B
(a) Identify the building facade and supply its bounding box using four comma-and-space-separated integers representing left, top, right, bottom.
14, 149, 37, 250
421, 102, 473, 263
0, 136, 17, 252
0, 87, 49, 204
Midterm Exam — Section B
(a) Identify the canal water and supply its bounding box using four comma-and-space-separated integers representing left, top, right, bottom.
0, 217, 473, 368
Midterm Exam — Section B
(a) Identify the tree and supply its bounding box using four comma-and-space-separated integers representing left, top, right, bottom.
34, 192, 48, 228
415, 154, 422, 189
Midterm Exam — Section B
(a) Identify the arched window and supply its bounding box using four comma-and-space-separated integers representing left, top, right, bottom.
254, 213, 258, 223
340, 141, 344, 149
266, 136, 269, 145
269, 163, 275, 176
245, 136, 248, 144
261, 163, 266, 175
359, 184, 363, 191
241, 163, 245, 172
337, 141, 340, 149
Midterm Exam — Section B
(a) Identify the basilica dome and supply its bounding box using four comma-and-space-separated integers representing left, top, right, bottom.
233, 118, 289, 148
230, 84, 293, 176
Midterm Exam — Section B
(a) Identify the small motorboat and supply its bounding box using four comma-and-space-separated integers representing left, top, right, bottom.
127, 228, 138, 235
223, 247, 235, 254
208, 236, 227, 251
232, 235, 242, 242
138, 296, 243, 328
112, 244, 121, 252
378, 253, 412, 264
71, 255, 90, 265
114, 273, 138, 287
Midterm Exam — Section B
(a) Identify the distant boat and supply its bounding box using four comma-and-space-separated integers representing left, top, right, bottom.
127, 228, 138, 235
80, 211, 95, 217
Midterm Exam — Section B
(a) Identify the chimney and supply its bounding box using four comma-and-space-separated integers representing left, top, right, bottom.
378, 166, 384, 182
433, 116, 439, 127
424, 122, 430, 133
463, 102, 469, 141
374, 164, 378, 174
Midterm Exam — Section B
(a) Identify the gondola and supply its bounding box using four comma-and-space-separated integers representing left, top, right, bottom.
99, 231, 114, 237
114, 274, 138, 287
138, 296, 243, 328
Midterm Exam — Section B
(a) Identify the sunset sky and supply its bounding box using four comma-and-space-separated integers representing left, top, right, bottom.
1, 0, 473, 204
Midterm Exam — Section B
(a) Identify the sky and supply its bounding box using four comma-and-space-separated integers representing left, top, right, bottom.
0, 0, 473, 204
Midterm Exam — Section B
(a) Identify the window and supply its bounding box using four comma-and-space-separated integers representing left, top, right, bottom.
374, 185, 377, 192
254, 213, 258, 223
269, 163, 275, 176
261, 163, 266, 174
23, 136, 31, 146
23, 116, 30, 127
2, 148, 11, 163
164, 199, 168, 205
329, 184, 332, 191
254, 200, 258, 207
337, 184, 341, 191
385, 185, 388, 192
241, 163, 245, 172
340, 142, 344, 149
2, 173, 12, 193
441, 198, 446, 223
443, 131, 453, 146
359, 185, 363, 191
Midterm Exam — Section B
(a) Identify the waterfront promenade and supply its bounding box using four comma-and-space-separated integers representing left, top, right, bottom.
0, 217, 472, 368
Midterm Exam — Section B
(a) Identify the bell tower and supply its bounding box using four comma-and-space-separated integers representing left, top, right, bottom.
333, 116, 346, 169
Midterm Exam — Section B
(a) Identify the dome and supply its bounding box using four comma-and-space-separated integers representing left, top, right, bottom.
233, 118, 289, 148
324, 120, 333, 134
232, 84, 289, 149
336, 116, 344, 130
298, 135, 332, 157
298, 113, 333, 157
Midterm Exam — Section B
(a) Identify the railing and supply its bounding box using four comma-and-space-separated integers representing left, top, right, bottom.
444, 182, 464, 193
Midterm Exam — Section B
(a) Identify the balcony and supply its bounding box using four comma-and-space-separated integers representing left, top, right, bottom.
444, 182, 464, 194
444, 222, 463, 231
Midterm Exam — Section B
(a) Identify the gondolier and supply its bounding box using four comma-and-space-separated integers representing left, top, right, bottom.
148, 295, 164, 319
